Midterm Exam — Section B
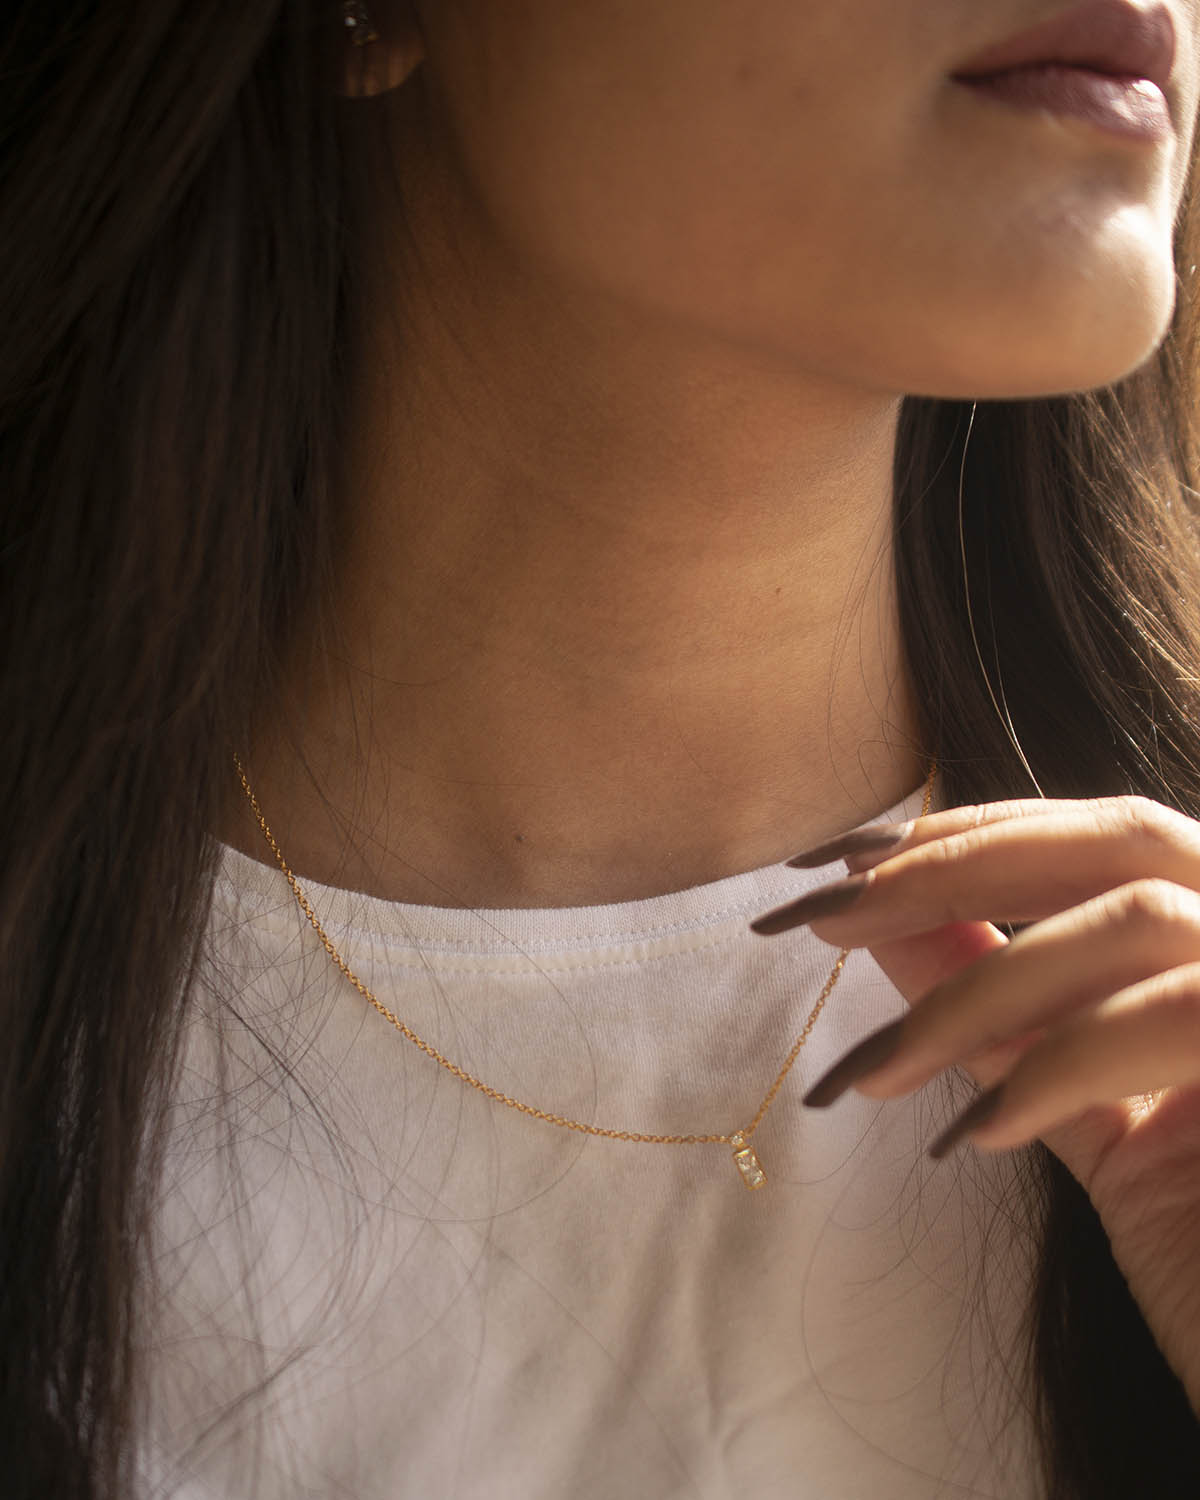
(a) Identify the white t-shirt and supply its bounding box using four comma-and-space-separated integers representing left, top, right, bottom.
138, 787, 1041, 1498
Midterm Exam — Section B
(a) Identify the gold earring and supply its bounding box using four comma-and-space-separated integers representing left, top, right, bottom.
341, 0, 379, 47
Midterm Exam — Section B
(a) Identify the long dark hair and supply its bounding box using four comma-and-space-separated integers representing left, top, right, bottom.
3, 4, 1199, 1496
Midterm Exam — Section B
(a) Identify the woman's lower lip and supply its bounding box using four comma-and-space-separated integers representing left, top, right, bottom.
955, 63, 1171, 142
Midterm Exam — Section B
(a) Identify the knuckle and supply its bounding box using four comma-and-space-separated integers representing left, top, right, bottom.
967, 801, 997, 832
1117, 877, 1197, 931
1100, 794, 1186, 851
1147, 970, 1200, 1029
1177, 983, 1200, 1027
918, 829, 976, 877
968, 798, 1035, 830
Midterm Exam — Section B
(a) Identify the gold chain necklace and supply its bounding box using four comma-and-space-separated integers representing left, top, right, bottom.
234, 755, 936, 1189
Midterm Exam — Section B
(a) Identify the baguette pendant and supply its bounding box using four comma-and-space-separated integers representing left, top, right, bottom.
729, 1132, 767, 1190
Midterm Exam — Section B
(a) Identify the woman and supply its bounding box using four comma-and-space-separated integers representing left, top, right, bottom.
5, 0, 1200, 1494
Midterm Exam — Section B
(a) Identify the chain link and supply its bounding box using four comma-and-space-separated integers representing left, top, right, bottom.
233, 755, 933, 1150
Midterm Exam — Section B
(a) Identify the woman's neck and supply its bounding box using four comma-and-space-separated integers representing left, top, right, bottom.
232, 183, 923, 906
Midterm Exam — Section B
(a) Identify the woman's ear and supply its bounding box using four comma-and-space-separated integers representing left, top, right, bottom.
338, 0, 425, 100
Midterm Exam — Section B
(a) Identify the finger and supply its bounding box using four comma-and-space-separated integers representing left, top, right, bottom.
800, 922, 1009, 1108
849, 798, 1130, 870
856, 878, 1200, 1099
784, 795, 1169, 873
937, 961, 1200, 1155
756, 799, 1200, 946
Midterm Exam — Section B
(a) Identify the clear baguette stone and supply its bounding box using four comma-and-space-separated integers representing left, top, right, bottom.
729, 1133, 767, 1190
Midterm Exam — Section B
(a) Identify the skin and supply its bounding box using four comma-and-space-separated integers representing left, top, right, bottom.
791, 798, 1200, 1411
240, 0, 1199, 906
240, 0, 1200, 1400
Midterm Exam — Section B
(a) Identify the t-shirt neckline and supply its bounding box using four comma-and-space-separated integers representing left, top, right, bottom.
211, 783, 925, 960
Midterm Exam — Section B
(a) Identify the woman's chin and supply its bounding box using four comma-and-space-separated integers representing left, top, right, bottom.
911, 295, 1177, 401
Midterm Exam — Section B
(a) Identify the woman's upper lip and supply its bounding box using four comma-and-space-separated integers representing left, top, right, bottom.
951, 0, 1176, 91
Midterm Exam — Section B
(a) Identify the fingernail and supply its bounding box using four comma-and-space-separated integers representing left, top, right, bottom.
928, 1084, 1006, 1160
801, 1017, 907, 1107
786, 822, 912, 870
749, 874, 869, 936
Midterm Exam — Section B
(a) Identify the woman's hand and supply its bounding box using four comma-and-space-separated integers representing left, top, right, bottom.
752, 795, 1200, 1412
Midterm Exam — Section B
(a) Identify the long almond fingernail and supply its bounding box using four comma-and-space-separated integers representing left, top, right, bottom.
749, 874, 869, 936
928, 1084, 1006, 1160
801, 1018, 907, 1107
785, 823, 911, 870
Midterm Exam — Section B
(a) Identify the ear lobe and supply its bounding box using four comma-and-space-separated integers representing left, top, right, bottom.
338, 1, 425, 99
